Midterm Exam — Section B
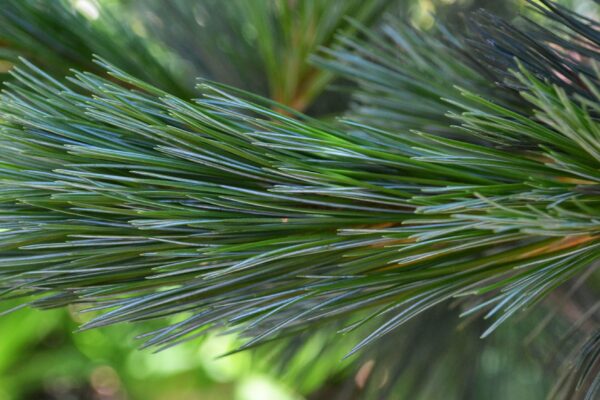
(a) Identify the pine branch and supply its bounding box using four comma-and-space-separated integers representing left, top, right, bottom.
0, 0, 394, 113
466, 0, 600, 96
0, 2, 599, 399
0, 54, 597, 354
313, 16, 497, 133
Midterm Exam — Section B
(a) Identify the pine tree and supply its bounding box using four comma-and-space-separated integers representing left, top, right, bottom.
0, 1, 598, 399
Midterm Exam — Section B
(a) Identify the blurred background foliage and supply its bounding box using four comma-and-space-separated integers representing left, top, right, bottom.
0, 0, 598, 399
4, 295, 593, 400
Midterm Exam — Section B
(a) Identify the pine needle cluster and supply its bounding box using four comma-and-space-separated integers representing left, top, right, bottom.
0, 0, 598, 398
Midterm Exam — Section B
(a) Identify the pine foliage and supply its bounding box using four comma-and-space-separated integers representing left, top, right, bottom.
0, 0, 598, 398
